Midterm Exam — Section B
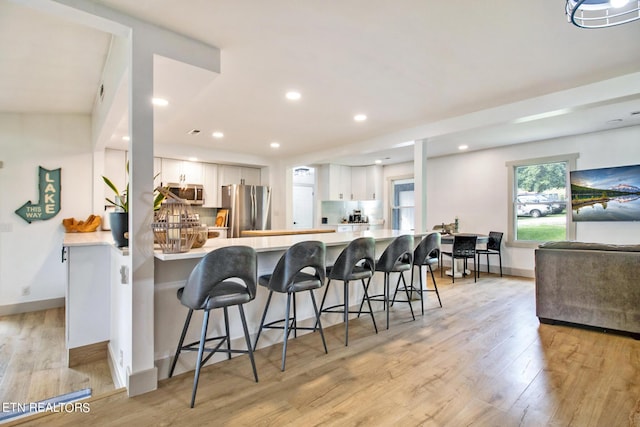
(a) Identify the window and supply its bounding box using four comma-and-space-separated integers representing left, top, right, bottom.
506, 154, 578, 247
391, 178, 414, 230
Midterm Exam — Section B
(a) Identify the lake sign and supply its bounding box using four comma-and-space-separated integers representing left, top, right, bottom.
15, 167, 61, 223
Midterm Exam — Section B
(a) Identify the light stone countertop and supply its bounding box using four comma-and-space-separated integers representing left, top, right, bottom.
62, 229, 426, 261
154, 229, 425, 261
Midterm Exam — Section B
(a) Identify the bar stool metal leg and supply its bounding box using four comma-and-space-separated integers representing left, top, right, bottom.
169, 308, 193, 378
254, 290, 274, 351
238, 304, 258, 382
191, 309, 210, 408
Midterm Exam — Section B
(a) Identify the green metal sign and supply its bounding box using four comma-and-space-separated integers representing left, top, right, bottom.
15, 167, 61, 223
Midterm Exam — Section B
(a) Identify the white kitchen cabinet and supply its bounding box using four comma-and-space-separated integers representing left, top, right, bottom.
161, 158, 203, 185
351, 167, 367, 200
318, 164, 351, 200
64, 245, 110, 356
351, 165, 382, 200
241, 166, 261, 185
218, 165, 261, 186
202, 163, 219, 207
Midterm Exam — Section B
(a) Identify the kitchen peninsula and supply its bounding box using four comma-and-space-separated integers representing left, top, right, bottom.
154, 229, 426, 378
65, 229, 428, 383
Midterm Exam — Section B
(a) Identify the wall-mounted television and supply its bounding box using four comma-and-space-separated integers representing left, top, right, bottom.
570, 164, 640, 222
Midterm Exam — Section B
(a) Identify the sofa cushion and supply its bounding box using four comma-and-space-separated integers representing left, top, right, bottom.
538, 241, 640, 252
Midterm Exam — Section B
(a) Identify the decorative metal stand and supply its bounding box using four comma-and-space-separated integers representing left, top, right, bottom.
152, 187, 201, 253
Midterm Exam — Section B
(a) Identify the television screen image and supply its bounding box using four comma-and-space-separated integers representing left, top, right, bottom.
570, 164, 640, 222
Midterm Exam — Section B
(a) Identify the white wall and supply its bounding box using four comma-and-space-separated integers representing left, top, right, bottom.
0, 114, 93, 311
426, 125, 640, 275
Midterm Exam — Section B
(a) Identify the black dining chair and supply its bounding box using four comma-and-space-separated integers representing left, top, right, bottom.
441, 235, 477, 283
253, 240, 327, 371
168, 246, 258, 408
476, 231, 503, 277
318, 237, 378, 346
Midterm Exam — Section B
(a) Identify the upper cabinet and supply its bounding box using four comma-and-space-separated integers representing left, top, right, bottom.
218, 165, 261, 186
351, 165, 382, 200
319, 164, 383, 201
161, 158, 203, 185
202, 163, 218, 207
319, 164, 352, 200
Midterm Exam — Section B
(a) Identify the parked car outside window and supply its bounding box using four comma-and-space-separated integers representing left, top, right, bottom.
516, 195, 553, 217
518, 194, 566, 214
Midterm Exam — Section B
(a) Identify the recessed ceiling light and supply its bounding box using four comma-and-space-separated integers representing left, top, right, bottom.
374, 159, 382, 164
270, 142, 280, 148
152, 97, 169, 106
212, 131, 224, 138
354, 114, 367, 122
122, 136, 130, 141
606, 118, 623, 124
285, 91, 301, 100
188, 129, 201, 135
458, 145, 469, 150
188, 157, 198, 162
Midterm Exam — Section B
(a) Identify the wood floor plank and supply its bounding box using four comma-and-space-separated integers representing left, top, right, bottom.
0, 308, 115, 405
4, 273, 640, 426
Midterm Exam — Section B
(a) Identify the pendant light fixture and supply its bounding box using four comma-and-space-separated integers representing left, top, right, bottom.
566, 0, 640, 28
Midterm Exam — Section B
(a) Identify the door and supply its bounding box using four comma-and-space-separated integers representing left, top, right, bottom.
293, 185, 314, 229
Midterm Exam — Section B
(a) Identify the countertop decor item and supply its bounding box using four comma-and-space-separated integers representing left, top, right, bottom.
103, 163, 168, 248
62, 215, 102, 232
152, 187, 201, 253
102, 162, 167, 213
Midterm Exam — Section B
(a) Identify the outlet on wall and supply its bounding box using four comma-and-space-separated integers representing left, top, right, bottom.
119, 349, 123, 367
21, 286, 30, 296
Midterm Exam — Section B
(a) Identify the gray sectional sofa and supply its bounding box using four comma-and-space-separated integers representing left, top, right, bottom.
534, 241, 640, 339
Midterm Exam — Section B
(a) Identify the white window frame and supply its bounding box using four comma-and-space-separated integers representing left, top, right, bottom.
389, 176, 415, 231
506, 153, 578, 248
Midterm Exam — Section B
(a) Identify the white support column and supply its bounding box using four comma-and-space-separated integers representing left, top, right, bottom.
126, 33, 157, 396
414, 139, 428, 232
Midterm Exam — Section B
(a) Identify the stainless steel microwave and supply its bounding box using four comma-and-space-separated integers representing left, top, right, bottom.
166, 183, 204, 205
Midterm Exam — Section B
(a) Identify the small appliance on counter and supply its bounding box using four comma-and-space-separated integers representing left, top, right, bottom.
348, 209, 367, 223
102, 205, 116, 230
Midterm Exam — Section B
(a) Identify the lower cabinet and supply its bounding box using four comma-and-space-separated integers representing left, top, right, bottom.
65, 245, 111, 361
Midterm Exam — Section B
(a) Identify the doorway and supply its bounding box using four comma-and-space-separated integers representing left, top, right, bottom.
292, 166, 315, 229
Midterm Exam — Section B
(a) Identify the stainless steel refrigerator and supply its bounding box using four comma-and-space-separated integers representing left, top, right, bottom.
221, 184, 271, 238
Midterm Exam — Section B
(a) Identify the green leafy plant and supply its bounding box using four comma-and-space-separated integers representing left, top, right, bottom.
103, 162, 166, 212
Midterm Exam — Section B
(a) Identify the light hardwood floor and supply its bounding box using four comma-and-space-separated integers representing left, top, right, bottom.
0, 307, 115, 406
6, 273, 640, 426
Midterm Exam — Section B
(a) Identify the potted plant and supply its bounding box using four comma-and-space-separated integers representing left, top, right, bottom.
103, 163, 166, 247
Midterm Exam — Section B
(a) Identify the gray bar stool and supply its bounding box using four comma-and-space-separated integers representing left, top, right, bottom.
361, 234, 415, 329
253, 240, 327, 371
168, 246, 258, 408
393, 232, 442, 315
318, 237, 378, 346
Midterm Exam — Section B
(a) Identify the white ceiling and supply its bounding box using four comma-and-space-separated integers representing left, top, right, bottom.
2, 0, 640, 166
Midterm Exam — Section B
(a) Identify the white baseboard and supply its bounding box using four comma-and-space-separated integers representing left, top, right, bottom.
0, 297, 64, 316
